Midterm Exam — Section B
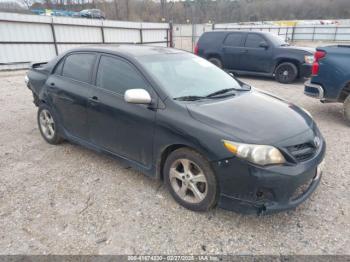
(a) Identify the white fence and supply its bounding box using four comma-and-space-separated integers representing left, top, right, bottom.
172, 23, 212, 52
0, 12, 170, 70
2, 14, 350, 70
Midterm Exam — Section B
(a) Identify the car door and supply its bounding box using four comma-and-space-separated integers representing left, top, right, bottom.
240, 33, 273, 73
222, 32, 245, 70
47, 52, 96, 140
88, 54, 156, 167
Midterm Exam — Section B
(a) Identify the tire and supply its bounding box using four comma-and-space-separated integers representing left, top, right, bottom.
37, 104, 63, 145
275, 62, 298, 84
163, 148, 219, 212
344, 95, 350, 126
208, 57, 223, 68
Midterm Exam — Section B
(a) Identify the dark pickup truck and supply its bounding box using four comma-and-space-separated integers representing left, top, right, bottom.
304, 45, 350, 124
195, 31, 315, 83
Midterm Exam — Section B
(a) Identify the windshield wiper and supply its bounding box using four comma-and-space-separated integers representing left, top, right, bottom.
174, 95, 206, 101
205, 88, 236, 98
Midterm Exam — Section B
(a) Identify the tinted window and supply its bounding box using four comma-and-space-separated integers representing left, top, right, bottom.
53, 58, 64, 75
245, 34, 267, 48
96, 56, 149, 95
224, 33, 243, 47
62, 53, 96, 83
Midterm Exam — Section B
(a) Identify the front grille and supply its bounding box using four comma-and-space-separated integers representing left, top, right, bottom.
287, 142, 316, 162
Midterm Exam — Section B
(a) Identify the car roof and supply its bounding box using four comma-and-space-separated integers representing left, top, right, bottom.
206, 30, 271, 35
67, 44, 186, 58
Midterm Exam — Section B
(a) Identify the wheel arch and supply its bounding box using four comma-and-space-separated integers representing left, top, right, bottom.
274, 58, 301, 76
206, 53, 222, 61
157, 144, 206, 181
338, 82, 350, 102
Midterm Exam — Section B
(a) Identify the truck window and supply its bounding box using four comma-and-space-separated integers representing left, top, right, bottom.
245, 34, 267, 48
223, 33, 243, 47
62, 53, 96, 83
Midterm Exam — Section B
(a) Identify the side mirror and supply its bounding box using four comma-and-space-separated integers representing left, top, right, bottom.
259, 42, 269, 49
124, 89, 152, 104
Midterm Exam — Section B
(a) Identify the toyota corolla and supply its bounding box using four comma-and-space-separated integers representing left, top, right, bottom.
25, 45, 326, 214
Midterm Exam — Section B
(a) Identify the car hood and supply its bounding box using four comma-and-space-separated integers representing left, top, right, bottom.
281, 46, 315, 54
186, 91, 314, 145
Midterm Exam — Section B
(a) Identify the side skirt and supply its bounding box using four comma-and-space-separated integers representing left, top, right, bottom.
61, 129, 157, 179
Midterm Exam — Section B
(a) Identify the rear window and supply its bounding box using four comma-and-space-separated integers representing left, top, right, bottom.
223, 33, 243, 47
199, 32, 227, 45
62, 53, 96, 83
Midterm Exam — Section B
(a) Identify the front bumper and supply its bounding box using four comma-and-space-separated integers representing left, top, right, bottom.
213, 138, 326, 215
304, 80, 325, 100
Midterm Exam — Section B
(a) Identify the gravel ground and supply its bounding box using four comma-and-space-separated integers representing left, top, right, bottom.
0, 70, 349, 255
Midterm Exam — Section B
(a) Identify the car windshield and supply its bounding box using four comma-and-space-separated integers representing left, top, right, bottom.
267, 33, 289, 46
138, 53, 245, 99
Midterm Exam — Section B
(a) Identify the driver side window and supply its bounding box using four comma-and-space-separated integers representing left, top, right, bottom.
96, 56, 150, 95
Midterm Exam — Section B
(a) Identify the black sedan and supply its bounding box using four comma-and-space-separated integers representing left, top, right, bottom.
26, 45, 325, 214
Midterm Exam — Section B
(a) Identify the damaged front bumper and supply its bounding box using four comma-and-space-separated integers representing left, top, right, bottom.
213, 138, 326, 215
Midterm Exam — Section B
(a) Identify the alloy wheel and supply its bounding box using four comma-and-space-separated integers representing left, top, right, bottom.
39, 109, 55, 140
169, 159, 208, 204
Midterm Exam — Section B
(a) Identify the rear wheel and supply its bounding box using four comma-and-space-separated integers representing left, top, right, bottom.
344, 95, 350, 126
208, 57, 223, 68
164, 148, 218, 211
275, 62, 298, 84
37, 104, 63, 145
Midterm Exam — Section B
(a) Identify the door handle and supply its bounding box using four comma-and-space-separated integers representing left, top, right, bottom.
241, 50, 248, 53
89, 96, 99, 104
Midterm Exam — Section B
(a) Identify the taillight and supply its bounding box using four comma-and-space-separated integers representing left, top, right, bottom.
312, 50, 326, 76
194, 43, 199, 55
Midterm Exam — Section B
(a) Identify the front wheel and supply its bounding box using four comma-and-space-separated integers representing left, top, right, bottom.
37, 104, 63, 145
344, 95, 350, 126
275, 62, 298, 84
164, 148, 219, 211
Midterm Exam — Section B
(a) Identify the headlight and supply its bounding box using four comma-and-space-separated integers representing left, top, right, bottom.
223, 140, 286, 166
304, 55, 314, 65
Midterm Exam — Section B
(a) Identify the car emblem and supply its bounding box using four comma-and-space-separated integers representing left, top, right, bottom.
314, 136, 321, 148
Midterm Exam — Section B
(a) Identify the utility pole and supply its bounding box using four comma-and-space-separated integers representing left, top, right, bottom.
160, 0, 167, 21
125, 0, 129, 20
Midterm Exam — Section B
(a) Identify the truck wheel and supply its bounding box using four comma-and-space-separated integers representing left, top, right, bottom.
37, 104, 63, 145
275, 62, 298, 84
344, 95, 350, 126
163, 148, 219, 212
208, 57, 223, 68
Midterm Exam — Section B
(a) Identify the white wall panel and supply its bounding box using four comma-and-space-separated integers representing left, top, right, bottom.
57, 44, 89, 54
0, 44, 55, 63
103, 20, 141, 29
142, 29, 166, 43
104, 28, 140, 43
53, 16, 102, 27
0, 22, 52, 42
54, 25, 102, 43
141, 22, 169, 29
